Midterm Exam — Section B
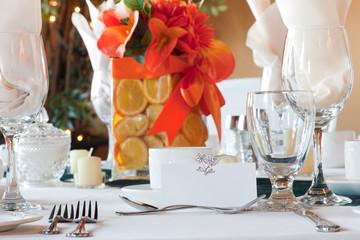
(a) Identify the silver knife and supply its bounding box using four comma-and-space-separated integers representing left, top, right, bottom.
294, 209, 340, 232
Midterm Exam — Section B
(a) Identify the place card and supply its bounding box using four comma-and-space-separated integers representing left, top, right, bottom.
161, 162, 257, 207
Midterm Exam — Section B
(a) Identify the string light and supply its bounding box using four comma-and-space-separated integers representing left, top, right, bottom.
49, 0, 57, 7
49, 15, 56, 23
65, 129, 72, 135
77, 134, 84, 142
74, 6, 81, 13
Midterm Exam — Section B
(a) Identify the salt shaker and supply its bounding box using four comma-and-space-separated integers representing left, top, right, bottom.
222, 115, 253, 163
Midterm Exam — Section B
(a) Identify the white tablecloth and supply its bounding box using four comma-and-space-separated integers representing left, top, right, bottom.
1, 184, 360, 239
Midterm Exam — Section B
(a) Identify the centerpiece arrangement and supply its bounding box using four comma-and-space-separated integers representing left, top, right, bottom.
97, 0, 235, 178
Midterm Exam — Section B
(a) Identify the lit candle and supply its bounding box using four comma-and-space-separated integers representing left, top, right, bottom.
69, 149, 89, 174
77, 156, 102, 187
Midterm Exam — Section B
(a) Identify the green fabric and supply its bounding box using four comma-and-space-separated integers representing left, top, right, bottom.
105, 179, 150, 188
257, 178, 360, 206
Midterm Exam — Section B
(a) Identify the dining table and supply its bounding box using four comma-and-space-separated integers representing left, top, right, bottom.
1, 173, 360, 240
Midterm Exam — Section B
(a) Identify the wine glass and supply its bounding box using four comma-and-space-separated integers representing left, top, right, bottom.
281, 26, 353, 206
0, 33, 48, 211
247, 90, 315, 211
90, 70, 114, 170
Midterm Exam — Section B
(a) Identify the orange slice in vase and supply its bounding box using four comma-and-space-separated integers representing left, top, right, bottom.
143, 74, 172, 104
113, 114, 149, 142
181, 111, 208, 146
118, 137, 148, 169
114, 79, 148, 116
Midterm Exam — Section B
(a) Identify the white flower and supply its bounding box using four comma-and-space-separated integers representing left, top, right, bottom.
114, 1, 132, 19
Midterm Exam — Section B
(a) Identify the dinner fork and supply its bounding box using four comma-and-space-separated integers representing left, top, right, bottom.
48, 204, 74, 223
73, 201, 98, 223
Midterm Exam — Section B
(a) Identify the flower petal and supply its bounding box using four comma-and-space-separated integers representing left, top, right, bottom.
97, 11, 139, 58
99, 9, 121, 27
97, 26, 127, 57
203, 39, 235, 82
145, 18, 187, 72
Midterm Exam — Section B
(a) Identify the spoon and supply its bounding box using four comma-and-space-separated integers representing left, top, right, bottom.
119, 195, 158, 211
116, 194, 266, 216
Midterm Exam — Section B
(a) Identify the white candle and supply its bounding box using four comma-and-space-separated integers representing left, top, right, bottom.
69, 149, 89, 174
77, 156, 102, 187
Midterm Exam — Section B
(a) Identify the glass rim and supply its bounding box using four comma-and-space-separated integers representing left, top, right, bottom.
287, 25, 346, 30
0, 32, 41, 36
247, 90, 313, 95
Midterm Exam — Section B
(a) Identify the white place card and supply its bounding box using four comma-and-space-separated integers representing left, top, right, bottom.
161, 162, 257, 207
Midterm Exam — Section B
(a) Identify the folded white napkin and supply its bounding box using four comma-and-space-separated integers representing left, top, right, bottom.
0, 0, 41, 34
72, 0, 112, 124
246, 0, 287, 91
276, 0, 351, 28
0, 0, 46, 119
276, 0, 352, 110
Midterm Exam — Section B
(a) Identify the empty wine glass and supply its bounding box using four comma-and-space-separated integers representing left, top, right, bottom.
282, 26, 353, 206
247, 90, 315, 211
0, 33, 48, 211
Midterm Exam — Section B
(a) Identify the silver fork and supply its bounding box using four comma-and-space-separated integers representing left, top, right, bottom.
116, 194, 265, 216
66, 216, 89, 237
73, 201, 98, 223
48, 204, 74, 223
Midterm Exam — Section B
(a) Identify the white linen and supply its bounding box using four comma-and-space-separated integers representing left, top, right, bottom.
72, 0, 112, 124
246, 1, 287, 91
1, 184, 360, 239
0, 0, 46, 119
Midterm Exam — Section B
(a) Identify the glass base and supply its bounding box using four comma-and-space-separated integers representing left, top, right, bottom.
0, 198, 42, 211
299, 188, 352, 206
255, 198, 305, 212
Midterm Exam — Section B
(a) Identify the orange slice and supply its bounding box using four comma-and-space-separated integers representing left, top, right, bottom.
171, 133, 191, 147
119, 137, 148, 169
146, 104, 164, 128
181, 111, 208, 146
143, 74, 172, 104
113, 114, 149, 142
143, 135, 164, 148
155, 132, 169, 147
114, 79, 148, 116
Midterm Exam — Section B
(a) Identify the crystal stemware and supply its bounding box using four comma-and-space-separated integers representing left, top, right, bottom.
247, 90, 315, 211
281, 26, 353, 205
0, 33, 49, 211
90, 71, 114, 170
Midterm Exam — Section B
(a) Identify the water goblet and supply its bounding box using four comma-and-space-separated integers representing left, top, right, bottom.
282, 26, 353, 206
246, 90, 315, 211
0, 33, 48, 211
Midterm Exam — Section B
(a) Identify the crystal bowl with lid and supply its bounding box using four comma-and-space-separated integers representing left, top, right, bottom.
17, 120, 71, 186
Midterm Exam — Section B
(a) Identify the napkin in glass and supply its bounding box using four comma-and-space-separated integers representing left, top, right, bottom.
71, 0, 113, 123
276, 0, 352, 110
246, 0, 287, 91
0, 0, 45, 118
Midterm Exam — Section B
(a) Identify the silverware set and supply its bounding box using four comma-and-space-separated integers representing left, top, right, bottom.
118, 194, 341, 233
40, 201, 98, 237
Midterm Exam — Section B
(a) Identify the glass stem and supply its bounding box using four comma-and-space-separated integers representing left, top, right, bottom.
269, 178, 296, 201
104, 124, 114, 166
308, 128, 332, 193
1, 134, 25, 202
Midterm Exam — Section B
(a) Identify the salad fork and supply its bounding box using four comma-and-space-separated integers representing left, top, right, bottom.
48, 204, 74, 223
74, 201, 98, 223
